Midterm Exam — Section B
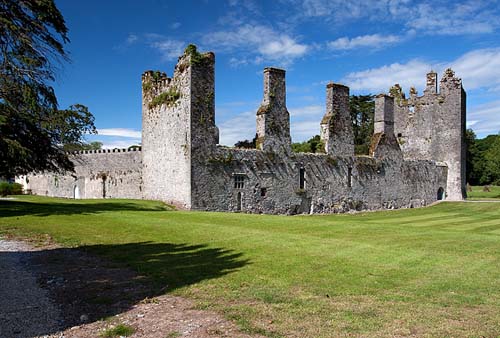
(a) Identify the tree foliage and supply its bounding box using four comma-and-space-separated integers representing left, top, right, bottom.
465, 130, 500, 185
292, 135, 325, 153
349, 94, 374, 155
0, 0, 96, 177
63, 141, 103, 152
235, 134, 257, 149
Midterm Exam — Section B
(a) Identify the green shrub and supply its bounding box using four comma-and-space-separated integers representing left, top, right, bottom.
0, 181, 23, 196
101, 324, 135, 337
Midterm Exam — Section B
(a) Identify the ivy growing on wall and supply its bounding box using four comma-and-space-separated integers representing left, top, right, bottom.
148, 88, 180, 109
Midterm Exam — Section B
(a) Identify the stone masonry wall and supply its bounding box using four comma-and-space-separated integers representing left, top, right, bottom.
21, 149, 142, 199
141, 54, 193, 208
188, 56, 450, 214
393, 69, 466, 200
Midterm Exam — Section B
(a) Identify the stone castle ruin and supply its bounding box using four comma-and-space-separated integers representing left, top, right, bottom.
19, 46, 466, 214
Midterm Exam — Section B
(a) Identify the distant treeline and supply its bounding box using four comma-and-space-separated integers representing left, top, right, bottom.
466, 131, 500, 186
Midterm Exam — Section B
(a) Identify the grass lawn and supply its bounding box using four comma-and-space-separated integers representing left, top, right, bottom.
1, 196, 500, 337
468, 185, 500, 200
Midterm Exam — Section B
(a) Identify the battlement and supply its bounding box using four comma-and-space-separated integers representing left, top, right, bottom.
390, 69, 462, 104
68, 147, 142, 155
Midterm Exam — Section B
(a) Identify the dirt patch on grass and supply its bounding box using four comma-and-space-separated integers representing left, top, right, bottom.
1, 234, 262, 338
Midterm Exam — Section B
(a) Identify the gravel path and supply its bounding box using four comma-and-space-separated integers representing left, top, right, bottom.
0, 239, 62, 338
0, 238, 264, 338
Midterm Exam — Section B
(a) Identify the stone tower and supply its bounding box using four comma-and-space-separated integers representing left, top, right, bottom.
141, 46, 218, 208
255, 67, 291, 154
393, 69, 466, 200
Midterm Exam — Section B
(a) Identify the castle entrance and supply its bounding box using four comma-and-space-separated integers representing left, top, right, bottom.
73, 185, 80, 199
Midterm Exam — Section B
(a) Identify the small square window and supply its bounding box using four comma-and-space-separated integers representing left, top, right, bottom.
260, 187, 267, 196
234, 175, 245, 189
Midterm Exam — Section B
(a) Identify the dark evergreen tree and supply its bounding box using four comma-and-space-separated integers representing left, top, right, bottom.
0, 0, 96, 177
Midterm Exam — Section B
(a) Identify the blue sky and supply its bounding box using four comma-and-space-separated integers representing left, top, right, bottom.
54, 0, 500, 148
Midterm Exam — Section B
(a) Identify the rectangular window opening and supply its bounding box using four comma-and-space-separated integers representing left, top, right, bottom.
347, 167, 352, 188
234, 174, 245, 189
299, 168, 305, 190
260, 187, 267, 196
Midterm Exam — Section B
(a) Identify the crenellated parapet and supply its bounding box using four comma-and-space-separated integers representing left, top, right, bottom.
320, 83, 354, 156
68, 147, 141, 155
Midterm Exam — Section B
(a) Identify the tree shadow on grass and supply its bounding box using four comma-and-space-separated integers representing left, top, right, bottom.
1, 241, 249, 337
0, 199, 169, 217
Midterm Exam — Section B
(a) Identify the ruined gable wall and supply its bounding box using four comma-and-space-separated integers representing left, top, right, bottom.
23, 149, 142, 199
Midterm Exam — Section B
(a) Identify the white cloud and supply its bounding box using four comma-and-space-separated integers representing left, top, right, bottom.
291, 120, 321, 141
468, 100, 500, 136
343, 47, 500, 93
451, 48, 500, 90
327, 34, 401, 50
407, 1, 499, 35
148, 38, 185, 61
126, 34, 138, 44
97, 128, 142, 139
203, 24, 309, 65
289, 105, 323, 117
294, 0, 500, 36
99, 139, 142, 149
218, 111, 256, 146
343, 59, 432, 93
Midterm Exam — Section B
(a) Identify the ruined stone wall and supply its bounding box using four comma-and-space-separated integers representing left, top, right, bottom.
393, 69, 466, 200
189, 146, 446, 214
188, 61, 449, 214
21, 149, 142, 199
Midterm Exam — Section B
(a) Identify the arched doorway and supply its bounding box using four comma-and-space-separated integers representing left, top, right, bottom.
437, 187, 445, 201
73, 185, 80, 199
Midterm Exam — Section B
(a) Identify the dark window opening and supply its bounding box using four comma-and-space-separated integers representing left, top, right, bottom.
237, 192, 242, 211
299, 168, 305, 190
397, 133, 402, 138
437, 187, 445, 200
234, 174, 245, 189
260, 188, 267, 196
347, 167, 352, 188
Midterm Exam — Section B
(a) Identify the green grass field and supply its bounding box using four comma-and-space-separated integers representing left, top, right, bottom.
1, 196, 499, 337
468, 185, 500, 200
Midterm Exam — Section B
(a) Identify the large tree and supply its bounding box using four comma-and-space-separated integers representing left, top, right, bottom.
0, 0, 95, 177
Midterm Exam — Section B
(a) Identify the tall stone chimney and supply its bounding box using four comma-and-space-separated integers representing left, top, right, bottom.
320, 83, 354, 156
256, 67, 291, 154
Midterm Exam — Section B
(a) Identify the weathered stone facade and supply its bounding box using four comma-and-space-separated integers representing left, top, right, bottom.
19, 149, 142, 199
391, 69, 466, 200
18, 47, 466, 214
